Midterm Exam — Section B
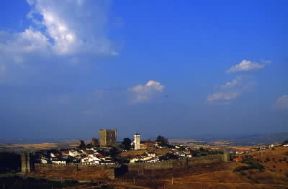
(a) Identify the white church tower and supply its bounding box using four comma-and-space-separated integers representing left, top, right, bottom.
134, 133, 141, 150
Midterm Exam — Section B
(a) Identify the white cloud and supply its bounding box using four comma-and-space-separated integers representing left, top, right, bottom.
0, 28, 49, 54
207, 77, 243, 103
27, 0, 116, 55
220, 76, 243, 89
227, 59, 265, 73
275, 95, 288, 110
130, 80, 165, 103
0, 0, 116, 64
207, 92, 239, 102
208, 59, 268, 103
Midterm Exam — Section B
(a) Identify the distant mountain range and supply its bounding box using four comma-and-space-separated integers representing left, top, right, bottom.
0, 137, 79, 144
227, 132, 288, 145
170, 132, 288, 146
0, 132, 287, 146
194, 132, 288, 146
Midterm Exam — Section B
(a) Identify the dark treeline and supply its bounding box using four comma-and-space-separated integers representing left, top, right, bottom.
0, 152, 21, 173
0, 176, 113, 189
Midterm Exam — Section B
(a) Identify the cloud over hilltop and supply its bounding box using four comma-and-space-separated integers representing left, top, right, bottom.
130, 80, 165, 103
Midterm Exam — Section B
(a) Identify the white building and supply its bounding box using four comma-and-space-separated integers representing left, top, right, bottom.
52, 160, 66, 165
69, 150, 81, 157
134, 133, 141, 150
81, 154, 101, 165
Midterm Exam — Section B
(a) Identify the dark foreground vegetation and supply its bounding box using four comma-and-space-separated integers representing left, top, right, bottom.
234, 156, 264, 172
0, 152, 20, 173
0, 176, 113, 189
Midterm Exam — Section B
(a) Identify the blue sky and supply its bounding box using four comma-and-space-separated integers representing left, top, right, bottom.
0, 0, 287, 140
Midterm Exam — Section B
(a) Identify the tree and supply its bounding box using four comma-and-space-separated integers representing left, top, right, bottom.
91, 138, 99, 147
109, 147, 121, 157
282, 139, 288, 145
79, 140, 86, 149
156, 135, 169, 147
122, 138, 132, 150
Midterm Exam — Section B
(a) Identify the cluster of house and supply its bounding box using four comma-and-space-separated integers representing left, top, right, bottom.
36, 143, 194, 166
128, 145, 193, 164
35, 129, 197, 166
230, 142, 288, 162
37, 147, 115, 165
233, 142, 288, 155
41, 129, 288, 165
129, 152, 159, 163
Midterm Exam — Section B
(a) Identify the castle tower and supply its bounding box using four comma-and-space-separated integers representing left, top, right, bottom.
21, 152, 31, 174
98, 129, 117, 147
134, 133, 141, 150
223, 151, 231, 162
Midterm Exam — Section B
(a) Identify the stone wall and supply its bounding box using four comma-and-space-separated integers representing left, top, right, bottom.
33, 164, 115, 180
32, 155, 224, 180
128, 154, 223, 171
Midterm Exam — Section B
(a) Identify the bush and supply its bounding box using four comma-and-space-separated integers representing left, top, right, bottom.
0, 152, 20, 173
234, 158, 264, 172
233, 166, 250, 172
282, 139, 288, 145
156, 135, 169, 147
121, 138, 132, 150
244, 159, 264, 171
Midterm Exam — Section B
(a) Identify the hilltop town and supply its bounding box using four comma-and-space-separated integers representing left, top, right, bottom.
0, 129, 286, 189
32, 129, 196, 167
